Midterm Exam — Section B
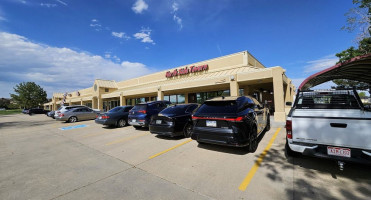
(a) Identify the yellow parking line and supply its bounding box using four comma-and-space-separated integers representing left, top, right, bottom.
149, 139, 193, 159
238, 128, 281, 191
105, 132, 150, 146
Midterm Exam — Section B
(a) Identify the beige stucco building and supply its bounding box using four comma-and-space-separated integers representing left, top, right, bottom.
44, 51, 295, 122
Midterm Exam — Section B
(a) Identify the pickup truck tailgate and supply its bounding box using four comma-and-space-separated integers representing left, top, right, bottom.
292, 109, 371, 150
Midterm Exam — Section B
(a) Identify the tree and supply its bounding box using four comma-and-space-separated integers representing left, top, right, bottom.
359, 91, 367, 97
0, 98, 11, 109
333, 1, 371, 90
342, 0, 371, 41
10, 82, 48, 108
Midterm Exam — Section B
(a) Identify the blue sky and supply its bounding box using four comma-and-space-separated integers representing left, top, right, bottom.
0, 0, 360, 97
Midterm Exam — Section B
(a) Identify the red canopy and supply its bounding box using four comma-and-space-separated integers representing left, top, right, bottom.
298, 54, 371, 90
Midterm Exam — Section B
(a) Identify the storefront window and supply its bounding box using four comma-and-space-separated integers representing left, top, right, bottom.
164, 95, 170, 101
177, 94, 185, 104
170, 95, 177, 104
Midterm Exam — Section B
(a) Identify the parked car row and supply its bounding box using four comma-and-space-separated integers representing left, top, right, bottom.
44, 96, 270, 152
98, 97, 270, 152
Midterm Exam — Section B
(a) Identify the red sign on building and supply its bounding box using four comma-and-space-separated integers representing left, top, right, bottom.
165, 64, 208, 78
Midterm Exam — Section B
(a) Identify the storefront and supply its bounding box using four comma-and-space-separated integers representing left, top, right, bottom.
44, 51, 295, 121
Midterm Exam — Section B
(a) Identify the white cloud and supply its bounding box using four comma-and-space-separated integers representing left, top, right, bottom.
40, 3, 57, 8
0, 15, 6, 21
171, 2, 183, 30
133, 27, 155, 44
172, 2, 179, 12
0, 32, 153, 98
132, 0, 148, 14
112, 32, 130, 40
90, 19, 102, 31
173, 15, 183, 30
291, 78, 306, 89
304, 55, 338, 73
55, 0, 67, 6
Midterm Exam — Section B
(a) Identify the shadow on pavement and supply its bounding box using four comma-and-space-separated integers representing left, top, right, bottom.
255, 138, 371, 200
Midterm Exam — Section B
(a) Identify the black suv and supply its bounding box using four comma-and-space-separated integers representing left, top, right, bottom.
191, 96, 270, 152
128, 100, 171, 129
149, 104, 199, 138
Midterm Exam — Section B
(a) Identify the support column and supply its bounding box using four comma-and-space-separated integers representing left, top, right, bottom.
97, 97, 103, 111
92, 97, 97, 109
184, 93, 189, 104
157, 90, 164, 100
272, 67, 286, 122
120, 93, 126, 106
80, 99, 83, 106
230, 79, 239, 96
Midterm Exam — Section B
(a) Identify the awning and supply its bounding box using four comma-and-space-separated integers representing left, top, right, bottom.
299, 54, 371, 90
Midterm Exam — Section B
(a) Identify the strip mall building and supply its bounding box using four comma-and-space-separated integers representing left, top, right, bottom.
44, 51, 295, 122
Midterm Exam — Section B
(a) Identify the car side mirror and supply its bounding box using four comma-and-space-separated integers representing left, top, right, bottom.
286, 102, 292, 106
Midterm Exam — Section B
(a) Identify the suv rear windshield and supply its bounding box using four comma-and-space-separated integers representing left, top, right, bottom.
132, 105, 147, 111
160, 105, 189, 115
296, 91, 361, 109
196, 101, 238, 114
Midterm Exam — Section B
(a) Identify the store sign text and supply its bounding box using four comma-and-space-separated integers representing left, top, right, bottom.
165, 64, 208, 78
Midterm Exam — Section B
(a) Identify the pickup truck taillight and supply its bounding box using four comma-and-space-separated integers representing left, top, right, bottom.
286, 120, 292, 139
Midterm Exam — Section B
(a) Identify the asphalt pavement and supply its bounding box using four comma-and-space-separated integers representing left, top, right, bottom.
0, 114, 370, 200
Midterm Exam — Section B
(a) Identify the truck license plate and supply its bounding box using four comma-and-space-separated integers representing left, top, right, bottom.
206, 120, 217, 127
132, 119, 136, 122
327, 146, 351, 158
156, 120, 162, 124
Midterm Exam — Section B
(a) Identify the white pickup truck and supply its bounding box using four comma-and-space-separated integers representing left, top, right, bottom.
285, 89, 371, 169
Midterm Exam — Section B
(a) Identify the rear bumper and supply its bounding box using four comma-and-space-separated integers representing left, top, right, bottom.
288, 142, 371, 165
55, 116, 69, 121
149, 125, 181, 137
95, 119, 116, 126
191, 127, 248, 147
128, 119, 148, 127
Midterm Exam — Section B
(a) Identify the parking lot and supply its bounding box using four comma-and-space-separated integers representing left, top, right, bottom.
0, 114, 370, 200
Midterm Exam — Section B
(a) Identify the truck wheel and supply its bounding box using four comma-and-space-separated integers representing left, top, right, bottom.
117, 119, 127, 128
248, 126, 258, 153
285, 140, 300, 157
68, 116, 78, 123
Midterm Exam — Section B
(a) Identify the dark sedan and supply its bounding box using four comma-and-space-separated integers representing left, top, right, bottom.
95, 106, 133, 128
149, 104, 199, 138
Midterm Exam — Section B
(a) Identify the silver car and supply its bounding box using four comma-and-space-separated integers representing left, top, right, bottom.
56, 107, 100, 123
54, 105, 87, 118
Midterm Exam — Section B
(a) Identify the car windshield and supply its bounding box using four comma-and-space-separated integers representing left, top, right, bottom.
132, 105, 147, 110
160, 105, 188, 115
196, 101, 238, 114
108, 107, 122, 113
